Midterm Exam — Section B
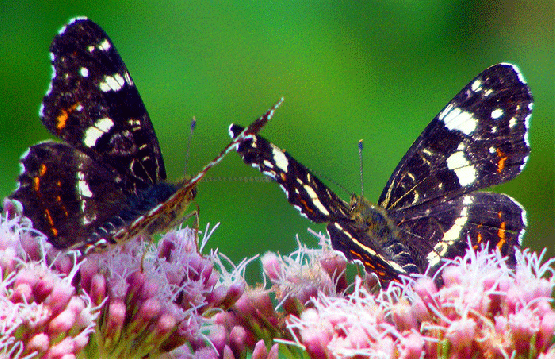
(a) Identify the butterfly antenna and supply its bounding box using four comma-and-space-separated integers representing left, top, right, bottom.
359, 139, 364, 197
203, 176, 271, 182
316, 138, 365, 197
187, 98, 283, 187
312, 162, 352, 197
319, 140, 364, 197
183, 116, 197, 175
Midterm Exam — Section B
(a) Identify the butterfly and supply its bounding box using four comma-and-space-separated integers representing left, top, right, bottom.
10, 17, 281, 253
229, 63, 532, 281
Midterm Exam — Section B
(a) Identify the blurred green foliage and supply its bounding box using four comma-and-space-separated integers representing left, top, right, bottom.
0, 1, 552, 279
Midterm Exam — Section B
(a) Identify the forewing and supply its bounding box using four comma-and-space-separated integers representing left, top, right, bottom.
113, 101, 286, 243
41, 17, 166, 193
229, 125, 350, 223
379, 64, 532, 211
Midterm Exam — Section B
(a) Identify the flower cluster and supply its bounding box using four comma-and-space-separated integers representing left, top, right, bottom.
261, 236, 349, 314
206, 234, 351, 359
76, 225, 282, 359
0, 202, 99, 359
2, 198, 554, 359
286, 246, 555, 358
0, 202, 278, 359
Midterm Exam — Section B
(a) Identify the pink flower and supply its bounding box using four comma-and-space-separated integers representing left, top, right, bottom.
0, 216, 99, 359
286, 243, 555, 358
3, 198, 555, 358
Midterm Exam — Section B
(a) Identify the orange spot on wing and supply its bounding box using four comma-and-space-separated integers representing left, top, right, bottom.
44, 208, 57, 237
496, 148, 508, 173
56, 103, 79, 133
299, 198, 315, 215
54, 195, 69, 217
33, 177, 40, 191
497, 211, 506, 249
33, 164, 48, 196
56, 109, 69, 132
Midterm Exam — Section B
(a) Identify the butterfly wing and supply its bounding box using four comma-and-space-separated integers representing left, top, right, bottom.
11, 18, 168, 249
40, 18, 166, 193
12, 142, 129, 249
229, 126, 417, 279
379, 64, 531, 211
379, 64, 532, 267
230, 125, 351, 223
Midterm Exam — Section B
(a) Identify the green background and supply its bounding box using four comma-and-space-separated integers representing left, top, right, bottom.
1, 1, 553, 278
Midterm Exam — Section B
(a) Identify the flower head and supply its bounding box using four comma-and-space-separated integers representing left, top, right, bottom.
3, 198, 555, 359
286, 244, 555, 358
0, 210, 99, 359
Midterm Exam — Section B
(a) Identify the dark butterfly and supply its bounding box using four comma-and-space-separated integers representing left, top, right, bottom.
230, 63, 532, 281
10, 17, 281, 252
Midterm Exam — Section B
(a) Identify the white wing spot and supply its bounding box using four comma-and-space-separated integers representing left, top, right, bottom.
83, 118, 114, 147
83, 127, 103, 147
79, 67, 89, 78
427, 197, 472, 267
489, 146, 496, 154
124, 72, 133, 85
95, 118, 114, 132
99, 73, 125, 92
263, 159, 274, 169
471, 79, 482, 92
98, 38, 111, 51
491, 108, 504, 119
271, 146, 289, 173
439, 105, 478, 135
509, 117, 517, 128
303, 185, 330, 216
446, 144, 477, 186
421, 148, 433, 157
77, 174, 93, 198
